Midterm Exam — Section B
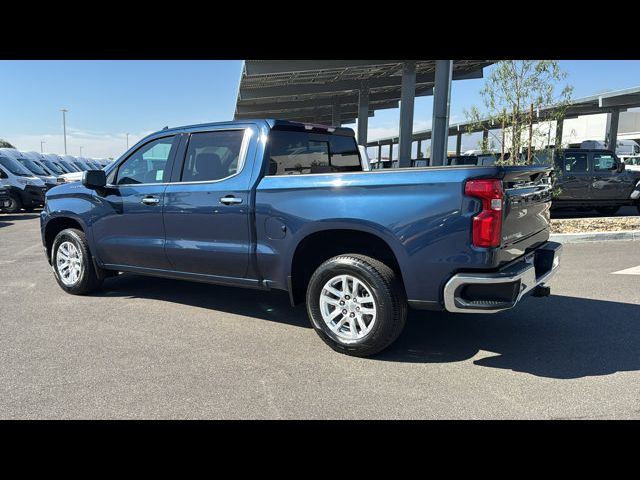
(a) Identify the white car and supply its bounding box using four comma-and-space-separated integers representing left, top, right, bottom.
622, 155, 640, 172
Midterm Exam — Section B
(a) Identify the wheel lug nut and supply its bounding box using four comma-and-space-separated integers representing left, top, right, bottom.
356, 307, 360, 311
345, 295, 350, 300
349, 312, 355, 317
342, 309, 347, 315
339, 301, 345, 305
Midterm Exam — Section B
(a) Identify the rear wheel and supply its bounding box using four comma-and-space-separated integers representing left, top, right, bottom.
4, 194, 22, 214
596, 206, 620, 216
306, 254, 407, 357
51, 228, 104, 295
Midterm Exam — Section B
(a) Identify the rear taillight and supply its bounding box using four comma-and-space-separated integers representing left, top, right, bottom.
465, 179, 503, 248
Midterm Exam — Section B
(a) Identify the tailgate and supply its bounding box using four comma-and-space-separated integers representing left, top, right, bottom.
499, 165, 553, 262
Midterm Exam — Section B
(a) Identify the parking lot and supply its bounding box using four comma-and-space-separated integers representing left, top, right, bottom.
1, 212, 639, 419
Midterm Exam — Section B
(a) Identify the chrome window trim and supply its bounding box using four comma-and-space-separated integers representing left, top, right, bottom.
105, 128, 252, 188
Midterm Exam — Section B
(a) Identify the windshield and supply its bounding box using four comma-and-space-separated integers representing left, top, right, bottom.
41, 159, 64, 174
60, 160, 80, 172
73, 161, 87, 171
16, 157, 48, 176
0, 156, 34, 176
34, 160, 53, 175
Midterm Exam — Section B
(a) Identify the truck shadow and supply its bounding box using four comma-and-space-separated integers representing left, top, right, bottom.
381, 295, 640, 379
96, 274, 640, 379
96, 273, 310, 329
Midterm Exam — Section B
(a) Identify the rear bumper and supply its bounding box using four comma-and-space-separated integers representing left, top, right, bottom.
443, 241, 562, 313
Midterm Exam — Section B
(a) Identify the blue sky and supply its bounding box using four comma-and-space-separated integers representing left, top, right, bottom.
2, 60, 640, 158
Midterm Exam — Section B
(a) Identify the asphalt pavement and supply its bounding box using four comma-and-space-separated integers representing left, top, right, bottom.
1, 212, 639, 419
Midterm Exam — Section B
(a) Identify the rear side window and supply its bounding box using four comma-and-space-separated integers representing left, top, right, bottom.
593, 153, 616, 171
181, 130, 246, 182
563, 153, 588, 172
267, 131, 361, 175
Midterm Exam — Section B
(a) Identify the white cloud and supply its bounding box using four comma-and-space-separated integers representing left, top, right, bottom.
4, 128, 154, 159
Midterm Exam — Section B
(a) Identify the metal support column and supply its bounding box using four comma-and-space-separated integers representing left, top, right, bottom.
554, 118, 564, 148
357, 81, 370, 146
430, 60, 453, 166
417, 140, 422, 159
455, 132, 462, 155
332, 103, 341, 127
398, 61, 416, 167
482, 129, 489, 151
606, 108, 620, 150
377, 144, 382, 162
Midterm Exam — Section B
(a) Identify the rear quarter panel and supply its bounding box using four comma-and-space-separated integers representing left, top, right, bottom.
255, 167, 502, 303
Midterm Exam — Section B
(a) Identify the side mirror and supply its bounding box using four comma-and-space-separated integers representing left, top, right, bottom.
82, 169, 106, 189
617, 162, 625, 173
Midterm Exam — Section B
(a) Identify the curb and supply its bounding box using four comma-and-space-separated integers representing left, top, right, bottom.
550, 230, 640, 243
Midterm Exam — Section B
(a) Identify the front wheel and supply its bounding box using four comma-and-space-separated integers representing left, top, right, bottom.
306, 254, 407, 357
4, 194, 22, 214
51, 228, 104, 295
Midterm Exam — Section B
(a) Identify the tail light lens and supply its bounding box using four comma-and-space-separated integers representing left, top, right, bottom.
465, 179, 503, 248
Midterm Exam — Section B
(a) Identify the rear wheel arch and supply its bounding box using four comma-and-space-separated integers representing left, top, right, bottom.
289, 228, 405, 306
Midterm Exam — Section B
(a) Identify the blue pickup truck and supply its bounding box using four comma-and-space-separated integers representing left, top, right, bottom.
41, 120, 561, 356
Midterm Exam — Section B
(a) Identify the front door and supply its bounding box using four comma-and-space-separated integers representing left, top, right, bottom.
163, 128, 253, 278
558, 151, 590, 200
92, 135, 179, 270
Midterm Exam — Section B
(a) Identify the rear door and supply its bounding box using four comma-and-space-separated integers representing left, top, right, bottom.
162, 127, 256, 278
557, 151, 590, 199
92, 135, 179, 269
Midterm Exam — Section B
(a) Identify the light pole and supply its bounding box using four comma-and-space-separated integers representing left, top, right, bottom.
40, 140, 46, 153
61, 108, 68, 154
79, 146, 83, 156
126, 133, 129, 150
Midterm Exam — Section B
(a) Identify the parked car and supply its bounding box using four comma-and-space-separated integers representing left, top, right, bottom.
548, 149, 640, 215
0, 150, 47, 213
0, 149, 58, 190
21, 151, 59, 176
621, 155, 640, 172
41, 120, 561, 357
40, 154, 73, 175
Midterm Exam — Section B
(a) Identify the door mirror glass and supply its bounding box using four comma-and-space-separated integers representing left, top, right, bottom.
82, 170, 106, 189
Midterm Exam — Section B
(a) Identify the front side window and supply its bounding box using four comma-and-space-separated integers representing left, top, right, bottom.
180, 130, 246, 182
268, 131, 361, 175
593, 154, 616, 171
563, 153, 588, 172
114, 136, 176, 185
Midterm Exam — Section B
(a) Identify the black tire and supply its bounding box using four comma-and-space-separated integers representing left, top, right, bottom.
51, 228, 104, 295
596, 206, 620, 216
4, 194, 22, 214
306, 254, 407, 357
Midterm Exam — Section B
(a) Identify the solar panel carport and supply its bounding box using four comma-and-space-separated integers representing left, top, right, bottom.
234, 60, 494, 166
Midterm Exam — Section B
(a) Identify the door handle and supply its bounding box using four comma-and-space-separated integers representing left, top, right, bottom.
219, 195, 243, 205
141, 196, 160, 205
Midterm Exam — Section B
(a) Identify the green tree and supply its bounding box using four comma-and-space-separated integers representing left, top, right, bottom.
465, 60, 573, 165
0, 139, 15, 148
